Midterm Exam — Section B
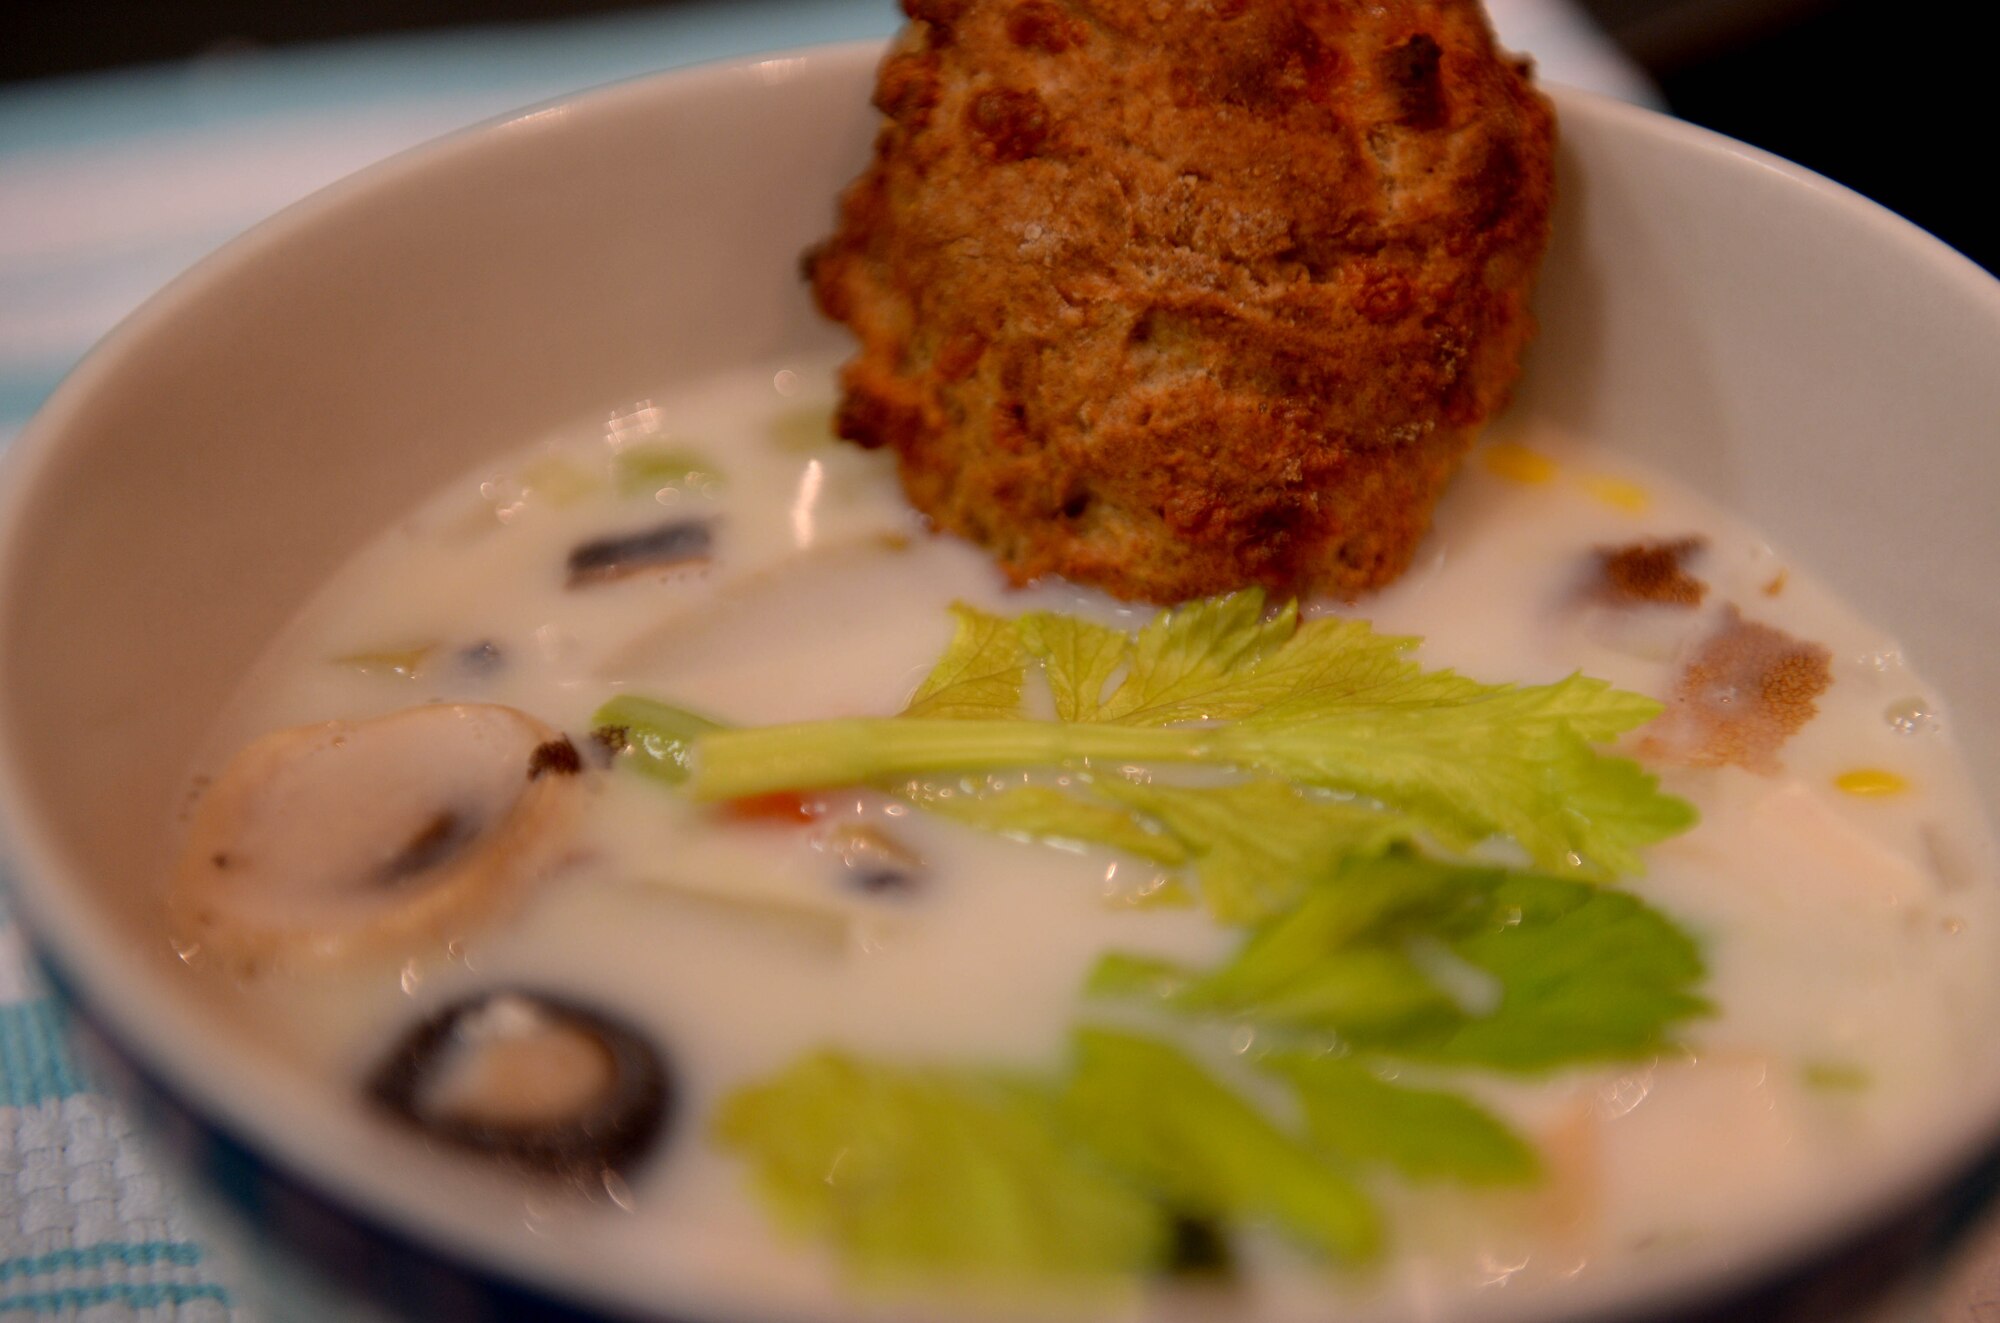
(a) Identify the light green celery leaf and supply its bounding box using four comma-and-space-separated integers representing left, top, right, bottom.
1062, 1028, 1381, 1263
1091, 943, 1455, 1039
652, 590, 1694, 882
1089, 853, 1469, 1036
612, 443, 722, 497
1219, 687, 1682, 877
1016, 613, 1130, 722
907, 781, 1186, 865
912, 773, 1421, 923
1017, 597, 1684, 876
1094, 778, 1421, 923
1084, 952, 1201, 1000
1217, 948, 1459, 1034
1185, 853, 1482, 1010
1094, 854, 1709, 1073
901, 604, 1027, 720
1250, 660, 1656, 734
1265, 1054, 1539, 1185
1190, 611, 1480, 721
1413, 871, 1712, 1069
714, 1051, 1167, 1283
1544, 740, 1701, 877
1094, 592, 1300, 724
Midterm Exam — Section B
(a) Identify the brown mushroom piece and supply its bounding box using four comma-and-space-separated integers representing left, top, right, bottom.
367, 990, 670, 1185
170, 703, 585, 974
566, 517, 713, 586
827, 823, 927, 897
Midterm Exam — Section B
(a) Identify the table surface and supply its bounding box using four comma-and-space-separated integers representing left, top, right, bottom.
0, 3, 1981, 1320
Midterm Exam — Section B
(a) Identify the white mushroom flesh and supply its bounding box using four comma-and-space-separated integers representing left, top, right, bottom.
171, 703, 583, 973
415, 995, 619, 1128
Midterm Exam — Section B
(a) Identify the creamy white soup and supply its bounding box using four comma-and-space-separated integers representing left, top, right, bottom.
172, 356, 2000, 1320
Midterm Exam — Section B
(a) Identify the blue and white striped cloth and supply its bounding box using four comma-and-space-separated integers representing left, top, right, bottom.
0, 2, 1661, 1316
2, 893, 229, 1318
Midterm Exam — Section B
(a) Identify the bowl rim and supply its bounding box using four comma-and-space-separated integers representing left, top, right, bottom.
4, 38, 2000, 1323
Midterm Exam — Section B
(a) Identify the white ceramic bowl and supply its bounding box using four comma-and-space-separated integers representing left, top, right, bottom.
4, 40, 2000, 1323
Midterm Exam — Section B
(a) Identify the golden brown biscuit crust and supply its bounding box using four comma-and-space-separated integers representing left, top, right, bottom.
811, 0, 1556, 602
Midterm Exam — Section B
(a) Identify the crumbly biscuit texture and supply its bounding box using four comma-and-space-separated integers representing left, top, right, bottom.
811, 0, 1556, 602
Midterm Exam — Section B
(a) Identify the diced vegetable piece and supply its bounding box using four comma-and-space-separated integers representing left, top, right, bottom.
613, 444, 723, 498
568, 518, 713, 586
591, 696, 723, 785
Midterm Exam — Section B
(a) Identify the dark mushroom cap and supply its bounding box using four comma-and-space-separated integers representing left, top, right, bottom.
566, 518, 713, 586
367, 990, 671, 1186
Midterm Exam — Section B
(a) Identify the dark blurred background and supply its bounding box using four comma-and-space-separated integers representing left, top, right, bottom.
4, 0, 1988, 273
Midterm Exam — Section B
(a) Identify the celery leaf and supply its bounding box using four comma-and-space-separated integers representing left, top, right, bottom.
908, 780, 1187, 864
1265, 1054, 1539, 1184
1016, 611, 1129, 722
901, 603, 1027, 720
713, 1051, 1167, 1283
1093, 778, 1422, 921
663, 588, 1694, 905
1061, 1028, 1381, 1263
1418, 871, 1712, 1068
1091, 853, 1710, 1071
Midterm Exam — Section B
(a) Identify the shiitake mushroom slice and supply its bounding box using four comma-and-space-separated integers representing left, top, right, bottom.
566, 518, 713, 586
368, 990, 670, 1186
169, 703, 585, 976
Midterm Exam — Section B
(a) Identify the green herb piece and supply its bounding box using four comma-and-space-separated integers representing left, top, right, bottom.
1264, 1054, 1538, 1184
590, 696, 723, 785
713, 1051, 1168, 1283
1061, 1028, 1380, 1263
1089, 853, 1711, 1071
519, 454, 601, 506
613, 444, 723, 498
680, 592, 1694, 891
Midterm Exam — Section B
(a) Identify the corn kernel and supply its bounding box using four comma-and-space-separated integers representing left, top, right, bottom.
1834, 769, 1909, 797
1481, 442, 1558, 485
1580, 474, 1651, 513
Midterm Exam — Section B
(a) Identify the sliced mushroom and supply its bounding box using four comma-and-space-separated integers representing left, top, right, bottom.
367, 989, 670, 1186
566, 517, 713, 586
826, 824, 926, 897
170, 703, 585, 974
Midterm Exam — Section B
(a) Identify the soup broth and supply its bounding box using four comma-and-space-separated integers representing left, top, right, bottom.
177, 355, 2000, 1319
